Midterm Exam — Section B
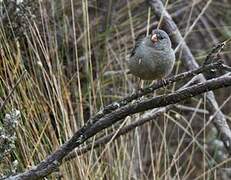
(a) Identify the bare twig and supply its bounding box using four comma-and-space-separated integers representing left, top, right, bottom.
204, 40, 229, 65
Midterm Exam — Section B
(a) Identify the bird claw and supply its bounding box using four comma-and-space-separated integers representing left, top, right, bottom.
157, 79, 168, 86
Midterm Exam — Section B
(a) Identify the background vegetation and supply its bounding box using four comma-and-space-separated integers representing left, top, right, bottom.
1, 0, 231, 179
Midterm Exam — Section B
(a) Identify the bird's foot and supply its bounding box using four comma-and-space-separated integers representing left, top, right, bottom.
157, 79, 168, 87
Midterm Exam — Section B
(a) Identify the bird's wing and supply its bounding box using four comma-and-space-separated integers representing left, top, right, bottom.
130, 37, 143, 57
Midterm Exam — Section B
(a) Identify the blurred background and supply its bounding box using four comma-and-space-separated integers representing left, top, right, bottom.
1, 0, 231, 179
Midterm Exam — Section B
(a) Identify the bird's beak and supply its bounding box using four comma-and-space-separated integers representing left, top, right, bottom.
151, 34, 158, 43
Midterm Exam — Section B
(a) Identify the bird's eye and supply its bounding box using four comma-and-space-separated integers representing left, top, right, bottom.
158, 34, 164, 40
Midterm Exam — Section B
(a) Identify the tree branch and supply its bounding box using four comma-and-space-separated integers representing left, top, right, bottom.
65, 106, 170, 160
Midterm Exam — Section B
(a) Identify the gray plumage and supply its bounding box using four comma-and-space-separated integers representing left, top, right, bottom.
128, 29, 175, 80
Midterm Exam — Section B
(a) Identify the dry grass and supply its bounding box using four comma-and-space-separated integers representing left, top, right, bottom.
1, 0, 231, 179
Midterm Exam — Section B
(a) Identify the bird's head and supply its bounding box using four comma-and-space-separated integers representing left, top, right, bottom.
144, 29, 172, 50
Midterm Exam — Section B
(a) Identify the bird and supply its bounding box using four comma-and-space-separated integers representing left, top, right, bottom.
127, 29, 175, 80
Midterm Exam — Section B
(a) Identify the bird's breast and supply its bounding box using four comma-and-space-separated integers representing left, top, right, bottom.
128, 46, 175, 80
